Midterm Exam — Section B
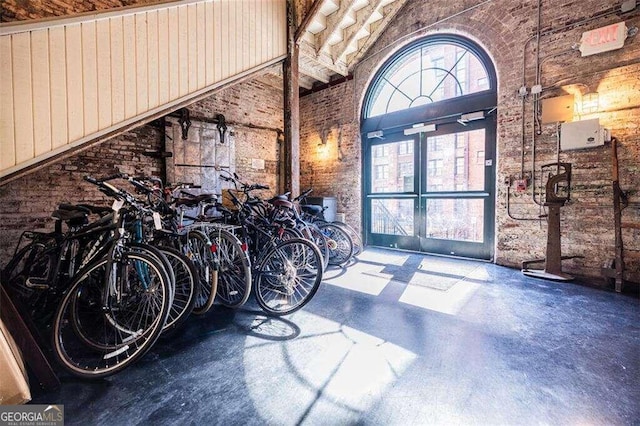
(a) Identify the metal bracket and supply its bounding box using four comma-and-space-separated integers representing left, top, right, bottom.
216, 114, 227, 143
178, 108, 191, 140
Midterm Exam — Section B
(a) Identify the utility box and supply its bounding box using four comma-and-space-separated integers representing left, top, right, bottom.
303, 196, 337, 222
560, 118, 609, 151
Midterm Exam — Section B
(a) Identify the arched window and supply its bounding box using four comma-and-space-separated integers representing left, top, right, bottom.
364, 38, 494, 119
361, 35, 497, 260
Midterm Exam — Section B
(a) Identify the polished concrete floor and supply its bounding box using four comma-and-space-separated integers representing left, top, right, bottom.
33, 248, 639, 425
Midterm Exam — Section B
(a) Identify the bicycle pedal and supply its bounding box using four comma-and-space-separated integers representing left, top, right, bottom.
25, 278, 49, 289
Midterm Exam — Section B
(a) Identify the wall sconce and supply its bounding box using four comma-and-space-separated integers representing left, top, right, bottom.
581, 92, 599, 113
316, 129, 330, 159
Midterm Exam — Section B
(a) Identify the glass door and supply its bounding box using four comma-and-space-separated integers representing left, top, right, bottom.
419, 118, 495, 259
364, 116, 495, 260
365, 132, 420, 251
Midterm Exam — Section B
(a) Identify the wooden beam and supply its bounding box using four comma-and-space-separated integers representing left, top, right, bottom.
300, 40, 348, 76
299, 60, 331, 83
298, 76, 314, 90
331, 0, 384, 62
283, 0, 300, 196
294, 0, 326, 43
346, 0, 408, 67
314, 0, 356, 55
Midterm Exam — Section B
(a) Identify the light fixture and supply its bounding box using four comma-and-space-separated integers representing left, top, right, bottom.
581, 92, 599, 114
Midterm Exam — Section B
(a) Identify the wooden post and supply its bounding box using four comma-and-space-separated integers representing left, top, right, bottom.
283, 0, 300, 197
612, 138, 625, 292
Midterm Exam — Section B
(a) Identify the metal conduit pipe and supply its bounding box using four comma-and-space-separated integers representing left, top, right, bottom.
520, 2, 628, 207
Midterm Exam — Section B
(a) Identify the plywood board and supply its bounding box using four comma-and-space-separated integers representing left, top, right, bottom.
123, 15, 137, 119
0, 36, 15, 169
110, 17, 125, 124
157, 8, 169, 105
48, 27, 68, 149
178, 5, 188, 97
96, 19, 113, 129
31, 29, 52, 156
12, 32, 35, 163
135, 12, 149, 114
82, 21, 99, 135
147, 10, 159, 109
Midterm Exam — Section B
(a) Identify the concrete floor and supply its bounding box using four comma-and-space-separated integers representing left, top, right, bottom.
33, 248, 639, 425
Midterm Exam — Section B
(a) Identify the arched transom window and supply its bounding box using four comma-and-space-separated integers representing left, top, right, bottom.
364, 40, 492, 118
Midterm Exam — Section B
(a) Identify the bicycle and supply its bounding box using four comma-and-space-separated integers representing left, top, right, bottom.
221, 174, 324, 316
2, 175, 173, 378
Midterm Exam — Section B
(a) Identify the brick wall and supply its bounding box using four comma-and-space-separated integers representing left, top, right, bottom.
300, 0, 640, 283
187, 77, 284, 194
1, 0, 163, 22
0, 76, 284, 268
0, 125, 164, 265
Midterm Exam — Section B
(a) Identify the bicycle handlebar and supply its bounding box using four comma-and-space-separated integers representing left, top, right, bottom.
294, 188, 313, 201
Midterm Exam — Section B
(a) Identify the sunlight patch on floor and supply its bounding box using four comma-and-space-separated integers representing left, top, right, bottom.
243, 311, 416, 424
399, 279, 481, 315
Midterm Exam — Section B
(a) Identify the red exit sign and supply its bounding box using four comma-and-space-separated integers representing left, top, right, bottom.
580, 22, 627, 57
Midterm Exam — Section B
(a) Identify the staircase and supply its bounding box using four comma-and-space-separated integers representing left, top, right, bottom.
0, 0, 287, 182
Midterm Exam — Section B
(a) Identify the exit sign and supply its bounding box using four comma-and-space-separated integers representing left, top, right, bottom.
580, 22, 627, 57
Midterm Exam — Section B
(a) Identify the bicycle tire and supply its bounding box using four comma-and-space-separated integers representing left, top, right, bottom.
69, 243, 173, 352
155, 246, 197, 333
187, 230, 218, 315
319, 223, 354, 266
207, 228, 252, 309
299, 222, 330, 271
332, 221, 363, 257
127, 242, 175, 302
53, 251, 171, 379
254, 238, 323, 316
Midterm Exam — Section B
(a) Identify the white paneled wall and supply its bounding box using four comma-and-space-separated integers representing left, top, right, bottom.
0, 0, 286, 178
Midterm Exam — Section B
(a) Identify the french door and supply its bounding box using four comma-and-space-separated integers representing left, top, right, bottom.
365, 116, 495, 260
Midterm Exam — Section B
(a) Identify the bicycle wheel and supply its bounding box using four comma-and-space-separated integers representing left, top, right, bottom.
53, 251, 171, 378
208, 228, 252, 309
127, 242, 175, 303
254, 238, 323, 316
319, 223, 354, 266
187, 230, 217, 315
69, 244, 173, 351
155, 246, 197, 333
332, 221, 363, 257
299, 223, 330, 271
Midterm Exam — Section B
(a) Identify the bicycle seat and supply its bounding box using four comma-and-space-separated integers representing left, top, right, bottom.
76, 204, 113, 216
269, 194, 289, 203
51, 208, 88, 226
271, 198, 294, 209
301, 204, 323, 215
58, 203, 91, 213
174, 193, 217, 207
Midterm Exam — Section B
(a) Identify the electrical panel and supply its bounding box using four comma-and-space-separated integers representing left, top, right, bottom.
541, 94, 574, 123
560, 118, 609, 151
